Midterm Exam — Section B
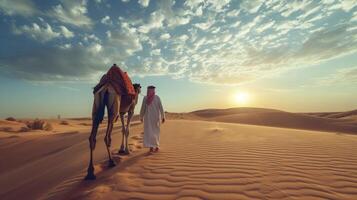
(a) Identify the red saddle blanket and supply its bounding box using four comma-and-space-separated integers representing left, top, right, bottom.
119, 71, 135, 96
93, 65, 135, 96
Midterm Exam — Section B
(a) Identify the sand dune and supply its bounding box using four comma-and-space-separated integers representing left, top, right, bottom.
191, 107, 281, 118
306, 109, 357, 120
188, 108, 357, 134
67, 120, 357, 200
1, 108, 357, 200
0, 120, 142, 200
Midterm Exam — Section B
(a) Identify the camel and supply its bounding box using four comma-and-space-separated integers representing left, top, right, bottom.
85, 65, 141, 180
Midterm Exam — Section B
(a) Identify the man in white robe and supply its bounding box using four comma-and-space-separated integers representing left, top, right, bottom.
140, 85, 165, 152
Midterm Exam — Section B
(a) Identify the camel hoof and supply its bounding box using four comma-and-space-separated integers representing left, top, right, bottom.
84, 173, 96, 180
124, 150, 130, 155
108, 160, 116, 168
118, 149, 126, 154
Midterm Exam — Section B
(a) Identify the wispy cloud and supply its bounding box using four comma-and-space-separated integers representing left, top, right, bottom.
0, 0, 356, 85
138, 0, 150, 8
0, 0, 38, 16
13, 22, 61, 42
12, 19, 75, 42
318, 66, 357, 85
49, 0, 92, 27
100, 16, 112, 26
0, 45, 105, 81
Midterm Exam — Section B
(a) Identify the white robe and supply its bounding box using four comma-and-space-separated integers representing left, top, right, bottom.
140, 95, 165, 148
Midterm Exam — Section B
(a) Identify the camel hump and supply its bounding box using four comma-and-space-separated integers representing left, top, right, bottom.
93, 65, 135, 96
107, 66, 135, 96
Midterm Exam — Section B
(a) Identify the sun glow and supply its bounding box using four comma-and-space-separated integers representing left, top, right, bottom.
234, 92, 250, 105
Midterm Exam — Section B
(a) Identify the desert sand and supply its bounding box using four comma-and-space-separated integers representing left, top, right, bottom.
188, 108, 357, 134
0, 118, 141, 200
1, 108, 357, 200
66, 120, 357, 200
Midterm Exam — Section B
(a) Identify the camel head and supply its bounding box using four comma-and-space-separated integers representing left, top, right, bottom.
133, 83, 141, 94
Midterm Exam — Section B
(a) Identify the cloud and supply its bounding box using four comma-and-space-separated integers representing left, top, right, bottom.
49, 0, 92, 27
335, 0, 357, 12
240, 0, 263, 13
12, 20, 75, 41
280, 0, 312, 17
106, 22, 143, 57
194, 5, 203, 16
170, 22, 356, 85
1, 0, 357, 86
59, 25, 74, 38
138, 11, 165, 33
101, 15, 112, 25
13, 22, 61, 42
184, 0, 204, 9
151, 48, 161, 56
335, 67, 357, 83
83, 33, 101, 43
256, 20, 275, 33
134, 56, 170, 76
295, 25, 357, 61
318, 66, 357, 85
157, 0, 191, 27
178, 34, 189, 42
322, 0, 335, 5
194, 20, 214, 30
227, 9, 240, 17
133, 0, 192, 35
0, 0, 38, 16
167, 16, 191, 27
206, 0, 231, 12
296, 4, 322, 21
88, 43, 103, 54
138, 0, 150, 7
0, 45, 106, 81
160, 33, 171, 40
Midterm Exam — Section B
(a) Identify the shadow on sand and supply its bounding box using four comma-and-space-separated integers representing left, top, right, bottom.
59, 150, 149, 200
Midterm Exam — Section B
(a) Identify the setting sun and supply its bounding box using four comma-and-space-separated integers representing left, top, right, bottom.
234, 92, 250, 105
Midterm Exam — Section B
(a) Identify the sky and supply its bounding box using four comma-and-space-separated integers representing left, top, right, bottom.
0, 0, 357, 118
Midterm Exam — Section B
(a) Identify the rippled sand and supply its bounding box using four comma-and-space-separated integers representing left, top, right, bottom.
70, 120, 357, 200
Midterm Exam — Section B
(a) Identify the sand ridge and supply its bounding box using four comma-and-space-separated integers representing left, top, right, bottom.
187, 108, 357, 134
69, 120, 357, 200
1, 108, 357, 200
0, 120, 142, 200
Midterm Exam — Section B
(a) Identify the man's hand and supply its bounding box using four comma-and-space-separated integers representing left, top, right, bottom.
162, 118, 165, 124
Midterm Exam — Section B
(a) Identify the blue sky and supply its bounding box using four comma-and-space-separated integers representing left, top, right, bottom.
0, 0, 357, 118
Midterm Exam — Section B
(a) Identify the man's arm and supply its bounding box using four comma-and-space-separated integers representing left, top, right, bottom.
158, 96, 165, 123
139, 97, 146, 122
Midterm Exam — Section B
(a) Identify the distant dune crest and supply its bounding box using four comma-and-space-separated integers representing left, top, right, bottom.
166, 107, 357, 134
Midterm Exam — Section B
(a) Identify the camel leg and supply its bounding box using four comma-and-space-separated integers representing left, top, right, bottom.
118, 113, 126, 154
85, 120, 99, 180
104, 118, 116, 167
85, 90, 104, 180
124, 111, 134, 154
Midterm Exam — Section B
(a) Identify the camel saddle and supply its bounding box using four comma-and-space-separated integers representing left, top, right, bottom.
93, 65, 135, 97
